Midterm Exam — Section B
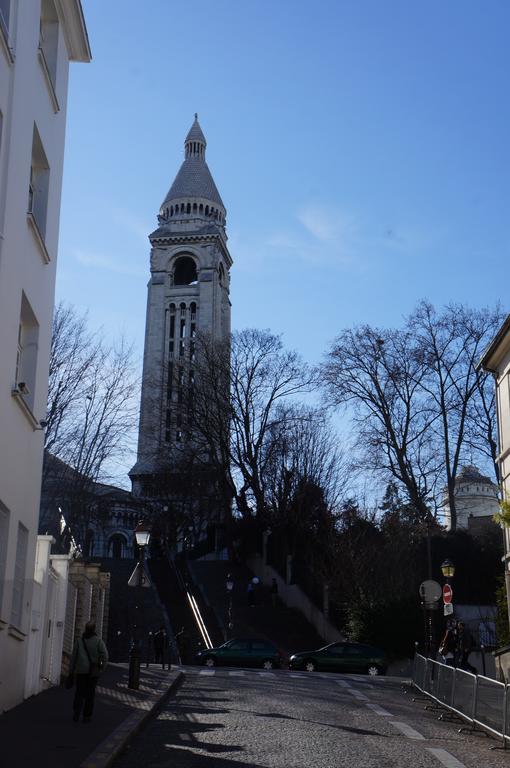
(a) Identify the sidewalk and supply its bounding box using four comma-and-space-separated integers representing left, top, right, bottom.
0, 663, 183, 768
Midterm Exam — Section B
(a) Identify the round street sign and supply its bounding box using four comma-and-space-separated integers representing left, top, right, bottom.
443, 584, 453, 604
419, 580, 442, 607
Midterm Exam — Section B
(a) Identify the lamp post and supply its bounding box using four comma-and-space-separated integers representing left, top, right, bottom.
226, 573, 234, 637
128, 520, 151, 690
440, 558, 455, 640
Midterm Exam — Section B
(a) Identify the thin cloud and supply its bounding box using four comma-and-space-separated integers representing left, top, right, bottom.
298, 204, 357, 243
75, 249, 146, 278
264, 203, 361, 267
111, 207, 152, 245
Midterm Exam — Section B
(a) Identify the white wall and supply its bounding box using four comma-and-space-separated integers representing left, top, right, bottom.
0, 1, 90, 712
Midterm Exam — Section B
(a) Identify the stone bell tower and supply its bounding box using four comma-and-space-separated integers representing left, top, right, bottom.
130, 116, 232, 498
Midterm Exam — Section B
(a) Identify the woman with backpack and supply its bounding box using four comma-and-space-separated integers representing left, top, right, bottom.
69, 620, 109, 722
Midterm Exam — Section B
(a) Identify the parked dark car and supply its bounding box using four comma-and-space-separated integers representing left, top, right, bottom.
196, 638, 284, 669
289, 642, 387, 675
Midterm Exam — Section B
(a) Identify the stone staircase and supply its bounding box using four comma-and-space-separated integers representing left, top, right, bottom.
188, 560, 326, 658
148, 554, 224, 663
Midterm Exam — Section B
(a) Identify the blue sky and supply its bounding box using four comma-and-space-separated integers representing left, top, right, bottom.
58, 0, 509, 368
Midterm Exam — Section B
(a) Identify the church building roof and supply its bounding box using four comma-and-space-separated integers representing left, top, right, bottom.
161, 115, 225, 210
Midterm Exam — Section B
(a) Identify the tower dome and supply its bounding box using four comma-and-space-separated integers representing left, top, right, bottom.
158, 115, 226, 227
443, 465, 499, 532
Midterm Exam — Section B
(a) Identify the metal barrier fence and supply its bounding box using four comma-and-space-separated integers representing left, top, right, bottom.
412, 654, 507, 743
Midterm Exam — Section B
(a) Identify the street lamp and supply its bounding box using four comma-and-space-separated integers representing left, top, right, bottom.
226, 573, 234, 636
128, 520, 151, 690
441, 559, 455, 581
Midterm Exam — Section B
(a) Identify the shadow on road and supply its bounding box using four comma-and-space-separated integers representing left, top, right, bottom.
254, 711, 385, 737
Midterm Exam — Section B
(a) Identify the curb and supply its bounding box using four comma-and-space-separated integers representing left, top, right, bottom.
80, 671, 184, 768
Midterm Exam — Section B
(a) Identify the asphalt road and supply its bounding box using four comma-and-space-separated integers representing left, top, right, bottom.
114, 667, 510, 768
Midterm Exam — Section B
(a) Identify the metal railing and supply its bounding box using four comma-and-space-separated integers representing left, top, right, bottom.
412, 654, 507, 743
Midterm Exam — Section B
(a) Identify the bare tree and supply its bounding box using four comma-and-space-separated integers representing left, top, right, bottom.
322, 325, 436, 522
41, 303, 138, 545
262, 403, 347, 527
322, 301, 503, 531
409, 301, 503, 529
191, 329, 315, 521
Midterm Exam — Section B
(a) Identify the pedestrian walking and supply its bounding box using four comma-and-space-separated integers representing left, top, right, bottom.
69, 620, 109, 723
270, 577, 279, 608
438, 624, 457, 666
176, 626, 191, 664
153, 626, 167, 668
456, 621, 476, 673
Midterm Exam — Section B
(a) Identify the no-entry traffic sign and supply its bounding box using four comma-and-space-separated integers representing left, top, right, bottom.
443, 584, 453, 604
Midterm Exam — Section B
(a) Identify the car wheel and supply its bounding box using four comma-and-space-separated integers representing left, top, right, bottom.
367, 665, 380, 676
204, 656, 215, 668
305, 659, 316, 672
262, 659, 274, 670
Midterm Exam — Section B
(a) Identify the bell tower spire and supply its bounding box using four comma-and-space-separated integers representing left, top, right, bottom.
184, 114, 206, 159
158, 114, 225, 228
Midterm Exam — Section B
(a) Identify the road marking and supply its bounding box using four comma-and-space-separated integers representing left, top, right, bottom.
258, 672, 276, 678
389, 721, 425, 740
365, 702, 393, 716
336, 680, 352, 688
228, 670, 245, 677
426, 749, 466, 768
199, 669, 215, 676
348, 689, 369, 701
289, 674, 307, 678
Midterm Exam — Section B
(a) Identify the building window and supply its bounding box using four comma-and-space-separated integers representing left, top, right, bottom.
28, 125, 50, 244
15, 293, 39, 412
39, 0, 59, 95
10, 523, 28, 630
109, 534, 127, 559
174, 256, 197, 285
0, 501, 9, 619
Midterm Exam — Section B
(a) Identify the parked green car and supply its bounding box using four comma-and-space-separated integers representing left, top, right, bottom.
289, 642, 387, 675
196, 638, 284, 669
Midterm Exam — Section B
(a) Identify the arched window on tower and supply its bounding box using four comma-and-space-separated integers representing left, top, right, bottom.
109, 533, 127, 559
174, 256, 197, 286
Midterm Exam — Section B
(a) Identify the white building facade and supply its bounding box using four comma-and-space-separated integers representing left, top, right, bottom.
0, 1, 90, 712
481, 315, 510, 631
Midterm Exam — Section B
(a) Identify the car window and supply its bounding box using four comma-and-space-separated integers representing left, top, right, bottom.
228, 640, 250, 650
251, 641, 274, 651
361, 645, 383, 656
343, 645, 366, 657
326, 645, 345, 656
